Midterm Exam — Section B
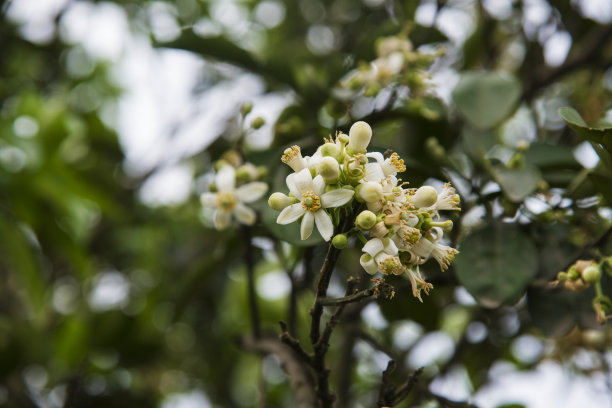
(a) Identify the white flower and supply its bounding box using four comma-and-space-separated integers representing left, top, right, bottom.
365, 152, 406, 178
432, 182, 461, 211
411, 186, 438, 209
201, 165, 268, 230
409, 233, 458, 271
404, 265, 433, 303
276, 168, 354, 241
359, 238, 402, 275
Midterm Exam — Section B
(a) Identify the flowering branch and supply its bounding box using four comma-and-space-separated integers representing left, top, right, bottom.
319, 278, 395, 306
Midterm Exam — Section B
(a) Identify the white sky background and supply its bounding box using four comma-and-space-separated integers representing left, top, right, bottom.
5, 0, 612, 407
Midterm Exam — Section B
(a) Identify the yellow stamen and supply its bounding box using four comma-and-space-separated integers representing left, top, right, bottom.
216, 192, 236, 211
301, 191, 321, 212
390, 152, 406, 172
281, 145, 301, 163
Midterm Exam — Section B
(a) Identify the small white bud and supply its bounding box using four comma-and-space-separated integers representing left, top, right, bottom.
411, 186, 438, 208
268, 192, 294, 211
318, 156, 340, 182
320, 143, 339, 157
355, 210, 377, 230
357, 181, 383, 203
348, 121, 372, 153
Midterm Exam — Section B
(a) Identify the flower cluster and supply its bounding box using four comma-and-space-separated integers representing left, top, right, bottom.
201, 152, 268, 230
268, 121, 461, 301
339, 35, 440, 99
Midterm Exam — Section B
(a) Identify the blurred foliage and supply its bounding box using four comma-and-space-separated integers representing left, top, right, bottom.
1, 0, 612, 407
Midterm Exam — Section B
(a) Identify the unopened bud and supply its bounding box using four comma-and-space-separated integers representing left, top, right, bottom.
318, 156, 340, 182
240, 101, 253, 116
268, 192, 294, 211
251, 117, 265, 129
332, 234, 348, 249
582, 264, 602, 284
256, 166, 267, 179
347, 121, 372, 153
321, 142, 339, 157
356, 210, 377, 230
411, 186, 438, 208
236, 163, 258, 183
356, 182, 383, 203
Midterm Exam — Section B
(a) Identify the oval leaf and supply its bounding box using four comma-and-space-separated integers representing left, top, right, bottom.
455, 223, 538, 308
493, 165, 541, 202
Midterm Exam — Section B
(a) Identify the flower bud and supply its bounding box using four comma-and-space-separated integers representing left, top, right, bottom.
347, 121, 372, 153
318, 156, 340, 182
582, 264, 602, 284
240, 101, 253, 116
251, 117, 265, 129
356, 182, 383, 203
236, 163, 258, 183
355, 210, 377, 230
268, 192, 294, 211
332, 234, 348, 249
411, 186, 438, 208
321, 142, 339, 157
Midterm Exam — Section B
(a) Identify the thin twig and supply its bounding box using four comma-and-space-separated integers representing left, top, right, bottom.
243, 225, 261, 338
319, 278, 395, 306
279, 321, 312, 366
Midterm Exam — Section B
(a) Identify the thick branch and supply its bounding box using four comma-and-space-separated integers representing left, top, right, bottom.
241, 334, 318, 408
309, 243, 341, 345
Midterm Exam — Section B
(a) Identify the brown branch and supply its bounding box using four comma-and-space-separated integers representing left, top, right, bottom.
377, 363, 424, 407
279, 321, 312, 366
309, 242, 342, 346
319, 278, 395, 306
241, 334, 318, 408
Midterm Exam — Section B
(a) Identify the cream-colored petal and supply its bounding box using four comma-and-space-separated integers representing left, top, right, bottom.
216, 165, 235, 192
235, 182, 268, 203
286, 173, 301, 199
292, 168, 314, 197
313, 175, 325, 196
382, 238, 398, 255
363, 238, 384, 257
234, 203, 256, 225
314, 210, 333, 241
364, 163, 385, 182
301, 211, 314, 240
366, 151, 385, 164
320, 189, 354, 208
360, 254, 378, 275
277, 203, 305, 224
200, 192, 217, 207
214, 210, 232, 230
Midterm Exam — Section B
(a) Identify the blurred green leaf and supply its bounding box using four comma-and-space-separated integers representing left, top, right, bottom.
456, 222, 538, 308
493, 165, 541, 202
452, 72, 521, 129
559, 107, 612, 156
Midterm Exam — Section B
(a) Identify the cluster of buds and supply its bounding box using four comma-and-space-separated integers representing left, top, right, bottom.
268, 121, 461, 301
339, 35, 440, 98
555, 258, 612, 325
201, 151, 268, 230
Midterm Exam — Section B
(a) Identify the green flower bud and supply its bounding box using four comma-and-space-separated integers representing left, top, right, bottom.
214, 159, 230, 172
318, 156, 340, 182
332, 234, 348, 249
355, 210, 377, 230
251, 117, 265, 129
582, 264, 602, 284
321, 142, 339, 157
236, 163, 257, 183
209, 182, 218, 193
268, 192, 295, 211
241, 101, 253, 116
411, 186, 438, 208
348, 121, 372, 153
256, 166, 267, 179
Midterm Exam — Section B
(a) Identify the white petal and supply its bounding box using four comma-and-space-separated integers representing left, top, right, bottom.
301, 211, 314, 240
363, 238, 384, 257
216, 166, 235, 192
235, 182, 268, 203
382, 238, 398, 255
292, 168, 314, 196
360, 254, 378, 275
234, 203, 256, 225
313, 175, 325, 196
214, 210, 232, 230
364, 163, 385, 182
277, 203, 305, 224
200, 192, 217, 207
314, 210, 334, 241
366, 151, 385, 164
286, 173, 301, 199
320, 189, 354, 208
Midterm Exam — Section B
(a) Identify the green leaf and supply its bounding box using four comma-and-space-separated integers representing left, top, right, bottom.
452, 72, 521, 129
455, 222, 538, 308
493, 165, 541, 202
558, 107, 612, 155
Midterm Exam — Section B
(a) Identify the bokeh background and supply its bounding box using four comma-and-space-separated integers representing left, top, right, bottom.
1, 0, 612, 407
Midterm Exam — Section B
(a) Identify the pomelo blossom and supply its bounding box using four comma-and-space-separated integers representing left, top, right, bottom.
276, 168, 354, 241
201, 165, 268, 230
